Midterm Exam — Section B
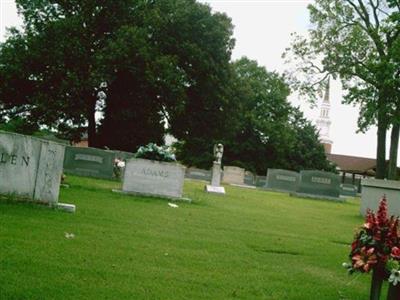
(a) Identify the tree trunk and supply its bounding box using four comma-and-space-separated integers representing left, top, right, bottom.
375, 121, 387, 179
375, 98, 387, 179
388, 123, 400, 180
87, 94, 97, 148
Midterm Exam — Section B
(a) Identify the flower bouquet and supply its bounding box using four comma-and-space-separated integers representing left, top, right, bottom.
344, 196, 400, 300
135, 143, 176, 163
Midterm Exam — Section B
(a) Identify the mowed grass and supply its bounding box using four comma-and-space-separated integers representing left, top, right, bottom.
0, 176, 375, 299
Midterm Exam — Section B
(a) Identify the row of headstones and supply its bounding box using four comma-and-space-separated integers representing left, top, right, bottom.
0, 131, 188, 208
187, 166, 358, 198
0, 131, 357, 208
64, 145, 358, 199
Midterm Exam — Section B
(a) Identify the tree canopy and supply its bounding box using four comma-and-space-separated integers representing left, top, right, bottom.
176, 57, 335, 174
0, 0, 234, 150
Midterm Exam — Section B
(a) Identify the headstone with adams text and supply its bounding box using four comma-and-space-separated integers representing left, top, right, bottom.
0, 131, 65, 205
120, 158, 188, 200
264, 169, 300, 193
292, 170, 342, 201
63, 146, 116, 179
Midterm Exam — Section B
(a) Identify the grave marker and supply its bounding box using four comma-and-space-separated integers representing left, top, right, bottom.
63, 146, 116, 179
0, 131, 65, 205
265, 169, 300, 192
340, 184, 358, 197
121, 158, 187, 200
293, 170, 342, 201
222, 166, 245, 185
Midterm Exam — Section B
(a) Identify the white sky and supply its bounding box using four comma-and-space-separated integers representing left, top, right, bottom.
0, 0, 386, 160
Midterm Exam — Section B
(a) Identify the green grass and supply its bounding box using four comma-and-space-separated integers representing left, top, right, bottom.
0, 176, 377, 299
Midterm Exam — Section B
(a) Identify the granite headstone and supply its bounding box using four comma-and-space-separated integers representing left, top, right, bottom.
294, 170, 341, 201
122, 158, 186, 199
63, 146, 116, 179
0, 131, 65, 204
265, 169, 300, 193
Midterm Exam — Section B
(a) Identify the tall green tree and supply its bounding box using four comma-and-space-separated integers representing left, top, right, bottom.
176, 57, 334, 174
284, 0, 400, 179
0, 0, 234, 151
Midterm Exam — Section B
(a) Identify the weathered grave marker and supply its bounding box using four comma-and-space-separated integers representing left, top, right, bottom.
222, 166, 245, 185
120, 158, 187, 200
265, 169, 300, 193
293, 170, 342, 201
185, 167, 212, 181
63, 146, 116, 179
361, 179, 400, 216
340, 183, 358, 197
0, 131, 68, 208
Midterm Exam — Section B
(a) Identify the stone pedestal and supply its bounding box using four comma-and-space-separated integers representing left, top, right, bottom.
211, 162, 222, 186
206, 162, 225, 194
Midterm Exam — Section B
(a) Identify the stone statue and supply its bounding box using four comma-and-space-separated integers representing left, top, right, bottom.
213, 143, 224, 164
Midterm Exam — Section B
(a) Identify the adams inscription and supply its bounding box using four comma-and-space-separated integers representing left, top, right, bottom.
122, 158, 185, 198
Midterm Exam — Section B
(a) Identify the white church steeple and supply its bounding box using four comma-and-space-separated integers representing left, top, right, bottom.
316, 78, 333, 154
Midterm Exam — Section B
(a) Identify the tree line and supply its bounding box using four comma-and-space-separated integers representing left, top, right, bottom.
0, 0, 335, 175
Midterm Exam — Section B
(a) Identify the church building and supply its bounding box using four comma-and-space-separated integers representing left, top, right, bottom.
315, 78, 377, 191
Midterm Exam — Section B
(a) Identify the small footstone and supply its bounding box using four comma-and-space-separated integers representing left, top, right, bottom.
205, 185, 225, 194
57, 203, 76, 213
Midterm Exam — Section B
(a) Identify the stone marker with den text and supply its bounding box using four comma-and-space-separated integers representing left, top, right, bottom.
0, 131, 71, 210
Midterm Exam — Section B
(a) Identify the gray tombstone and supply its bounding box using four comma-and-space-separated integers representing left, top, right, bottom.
293, 170, 342, 201
185, 167, 212, 181
222, 166, 245, 185
265, 169, 300, 193
0, 131, 65, 205
360, 179, 400, 217
255, 176, 267, 187
63, 146, 116, 179
340, 184, 358, 197
121, 158, 187, 200
244, 171, 255, 186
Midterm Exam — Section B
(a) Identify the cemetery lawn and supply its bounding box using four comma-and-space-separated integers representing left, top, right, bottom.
0, 176, 373, 299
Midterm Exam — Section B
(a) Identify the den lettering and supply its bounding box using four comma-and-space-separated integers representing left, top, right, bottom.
0, 153, 30, 167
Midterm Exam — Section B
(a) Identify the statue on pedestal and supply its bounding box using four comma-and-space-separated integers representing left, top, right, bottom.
213, 143, 224, 165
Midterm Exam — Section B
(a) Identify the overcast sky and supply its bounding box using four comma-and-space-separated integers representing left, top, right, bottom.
0, 0, 384, 160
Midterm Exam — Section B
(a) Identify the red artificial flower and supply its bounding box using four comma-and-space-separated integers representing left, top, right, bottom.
364, 209, 377, 230
352, 247, 378, 272
377, 196, 388, 227
391, 247, 400, 260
